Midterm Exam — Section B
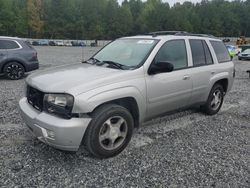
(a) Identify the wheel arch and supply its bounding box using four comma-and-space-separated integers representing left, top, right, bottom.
89, 97, 140, 128
1, 59, 27, 72
213, 78, 228, 93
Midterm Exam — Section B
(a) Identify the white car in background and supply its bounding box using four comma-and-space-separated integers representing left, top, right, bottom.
64, 41, 72, 46
54, 40, 64, 46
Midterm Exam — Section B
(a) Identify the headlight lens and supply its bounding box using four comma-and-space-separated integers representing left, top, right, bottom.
44, 94, 74, 119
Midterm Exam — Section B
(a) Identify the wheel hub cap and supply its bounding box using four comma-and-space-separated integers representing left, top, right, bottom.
211, 90, 222, 110
99, 116, 128, 150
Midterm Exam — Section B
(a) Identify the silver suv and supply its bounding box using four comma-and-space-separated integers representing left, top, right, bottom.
0, 36, 39, 80
19, 32, 234, 158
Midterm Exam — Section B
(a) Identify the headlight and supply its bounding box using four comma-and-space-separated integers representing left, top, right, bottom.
44, 93, 74, 119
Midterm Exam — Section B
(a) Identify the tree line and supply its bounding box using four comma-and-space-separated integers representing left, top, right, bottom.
0, 0, 250, 39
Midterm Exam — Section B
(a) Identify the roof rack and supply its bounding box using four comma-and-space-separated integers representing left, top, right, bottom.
145, 31, 215, 38
147, 31, 188, 37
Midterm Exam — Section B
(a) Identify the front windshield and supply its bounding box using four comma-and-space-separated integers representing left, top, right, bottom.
93, 39, 158, 68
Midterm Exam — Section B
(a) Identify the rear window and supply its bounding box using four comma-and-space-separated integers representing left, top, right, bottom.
0, 40, 20, 49
210, 41, 231, 63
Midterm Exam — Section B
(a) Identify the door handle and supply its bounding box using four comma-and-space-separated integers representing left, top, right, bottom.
183, 75, 190, 80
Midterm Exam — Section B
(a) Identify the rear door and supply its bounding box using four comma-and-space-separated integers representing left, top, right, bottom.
188, 39, 216, 104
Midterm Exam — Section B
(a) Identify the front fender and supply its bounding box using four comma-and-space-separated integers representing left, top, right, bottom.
72, 86, 146, 123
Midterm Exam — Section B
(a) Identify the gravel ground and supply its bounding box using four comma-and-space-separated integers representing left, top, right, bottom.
0, 46, 250, 187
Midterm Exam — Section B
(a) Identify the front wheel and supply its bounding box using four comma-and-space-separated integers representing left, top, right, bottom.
84, 104, 134, 158
202, 84, 224, 115
3, 62, 25, 80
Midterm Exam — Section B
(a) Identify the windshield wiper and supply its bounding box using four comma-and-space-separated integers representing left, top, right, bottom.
96, 60, 126, 70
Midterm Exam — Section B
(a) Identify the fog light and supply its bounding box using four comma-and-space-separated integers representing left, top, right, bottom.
47, 130, 55, 139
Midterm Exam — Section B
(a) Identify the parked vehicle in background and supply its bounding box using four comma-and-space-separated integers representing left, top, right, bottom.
32, 40, 39, 46
19, 31, 234, 158
71, 41, 79, 46
79, 41, 86, 47
0, 36, 39, 80
90, 42, 97, 47
238, 49, 250, 60
223, 38, 230, 43
226, 45, 237, 60
54, 40, 64, 46
71, 41, 86, 47
38, 39, 49, 46
64, 41, 72, 46
49, 41, 56, 46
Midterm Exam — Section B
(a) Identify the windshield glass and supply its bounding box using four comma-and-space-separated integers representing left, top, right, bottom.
93, 39, 158, 68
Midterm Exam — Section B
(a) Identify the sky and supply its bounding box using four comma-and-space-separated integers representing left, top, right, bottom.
118, 0, 203, 7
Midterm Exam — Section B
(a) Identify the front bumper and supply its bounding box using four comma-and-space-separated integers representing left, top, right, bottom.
239, 56, 250, 60
19, 97, 92, 151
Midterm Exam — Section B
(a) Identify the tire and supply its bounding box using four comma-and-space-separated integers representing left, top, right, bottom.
84, 104, 134, 158
202, 84, 224, 115
238, 57, 242, 60
3, 62, 25, 80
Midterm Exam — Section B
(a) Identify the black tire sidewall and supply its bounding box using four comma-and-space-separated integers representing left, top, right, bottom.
85, 105, 134, 158
3, 62, 25, 80
204, 84, 224, 115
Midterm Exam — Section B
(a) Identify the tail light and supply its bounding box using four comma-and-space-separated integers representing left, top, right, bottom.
31, 52, 38, 61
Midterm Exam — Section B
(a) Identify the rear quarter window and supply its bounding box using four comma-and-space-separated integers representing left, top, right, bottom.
0, 40, 20, 49
210, 41, 231, 63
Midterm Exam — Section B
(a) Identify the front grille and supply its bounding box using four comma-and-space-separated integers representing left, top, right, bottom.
27, 85, 44, 111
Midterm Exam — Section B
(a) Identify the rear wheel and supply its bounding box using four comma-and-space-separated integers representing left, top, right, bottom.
202, 84, 224, 115
3, 62, 25, 80
84, 104, 134, 158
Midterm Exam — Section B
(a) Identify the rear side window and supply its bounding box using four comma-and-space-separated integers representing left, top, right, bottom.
189, 39, 213, 66
210, 41, 231, 63
0, 40, 20, 49
154, 39, 188, 70
190, 40, 206, 66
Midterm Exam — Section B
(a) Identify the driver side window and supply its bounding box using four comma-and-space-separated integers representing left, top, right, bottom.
154, 40, 188, 70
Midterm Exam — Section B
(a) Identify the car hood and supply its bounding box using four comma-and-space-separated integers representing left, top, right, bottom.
241, 52, 250, 55
26, 63, 128, 96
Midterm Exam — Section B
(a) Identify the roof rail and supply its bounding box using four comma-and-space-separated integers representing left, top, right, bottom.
145, 31, 215, 38
146, 31, 188, 37
176, 33, 215, 38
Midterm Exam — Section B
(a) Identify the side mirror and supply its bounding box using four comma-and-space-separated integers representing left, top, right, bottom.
148, 62, 174, 75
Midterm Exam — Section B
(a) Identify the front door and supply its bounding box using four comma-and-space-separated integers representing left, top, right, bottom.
145, 39, 192, 119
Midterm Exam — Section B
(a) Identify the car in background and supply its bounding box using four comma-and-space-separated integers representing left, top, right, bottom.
32, 40, 39, 46
238, 49, 250, 60
71, 41, 86, 47
38, 39, 49, 46
64, 41, 72, 46
49, 41, 56, 46
226, 45, 237, 60
54, 40, 64, 46
0, 36, 39, 80
223, 38, 230, 43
